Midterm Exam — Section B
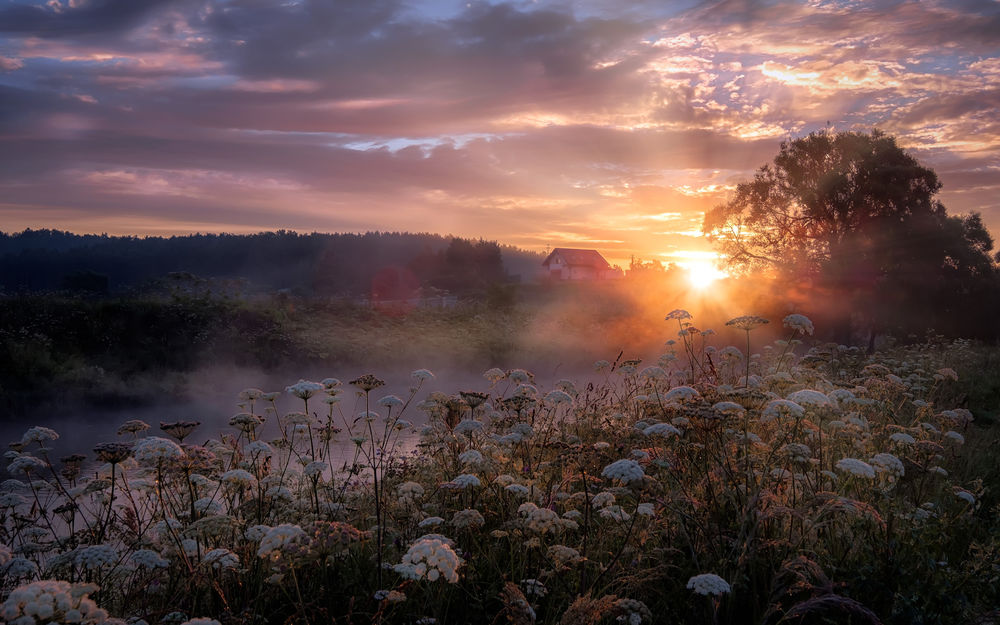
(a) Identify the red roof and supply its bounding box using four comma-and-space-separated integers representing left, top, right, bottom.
542, 248, 611, 269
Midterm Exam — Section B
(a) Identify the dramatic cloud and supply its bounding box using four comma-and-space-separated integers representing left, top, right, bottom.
0, 0, 997, 266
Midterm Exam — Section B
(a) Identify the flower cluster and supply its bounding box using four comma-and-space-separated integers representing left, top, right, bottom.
394, 536, 463, 583
0, 580, 108, 624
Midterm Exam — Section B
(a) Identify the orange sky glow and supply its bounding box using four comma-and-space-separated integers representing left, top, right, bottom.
0, 0, 997, 270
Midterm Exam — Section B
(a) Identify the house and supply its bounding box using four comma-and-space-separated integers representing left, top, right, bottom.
541, 248, 622, 280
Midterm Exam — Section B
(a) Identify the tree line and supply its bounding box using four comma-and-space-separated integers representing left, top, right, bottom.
0, 230, 542, 297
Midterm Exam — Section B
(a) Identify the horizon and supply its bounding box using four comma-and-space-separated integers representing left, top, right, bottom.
1, 0, 997, 273
2, 226, 672, 270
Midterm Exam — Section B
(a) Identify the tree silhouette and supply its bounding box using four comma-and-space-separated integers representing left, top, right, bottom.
703, 129, 999, 342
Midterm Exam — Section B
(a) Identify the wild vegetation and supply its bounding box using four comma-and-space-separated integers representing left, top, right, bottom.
3, 130, 999, 624
0, 230, 541, 296
2, 310, 998, 624
703, 130, 1000, 342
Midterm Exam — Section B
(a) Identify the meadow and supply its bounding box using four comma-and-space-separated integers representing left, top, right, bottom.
2, 307, 999, 625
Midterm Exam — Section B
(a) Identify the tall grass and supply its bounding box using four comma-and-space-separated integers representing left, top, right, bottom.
1, 311, 998, 624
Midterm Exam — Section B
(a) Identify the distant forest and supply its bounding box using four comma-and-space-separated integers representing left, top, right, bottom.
0, 230, 546, 296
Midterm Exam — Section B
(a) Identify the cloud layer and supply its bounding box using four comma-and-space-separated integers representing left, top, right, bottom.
1, 0, 997, 266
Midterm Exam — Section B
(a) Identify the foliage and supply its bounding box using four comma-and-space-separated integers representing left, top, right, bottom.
1, 312, 998, 624
0, 230, 541, 297
703, 130, 1000, 340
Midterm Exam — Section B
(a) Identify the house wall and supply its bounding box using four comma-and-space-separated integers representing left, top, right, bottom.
544, 253, 610, 280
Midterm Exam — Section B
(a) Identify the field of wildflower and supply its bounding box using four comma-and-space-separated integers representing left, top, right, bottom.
2, 310, 999, 625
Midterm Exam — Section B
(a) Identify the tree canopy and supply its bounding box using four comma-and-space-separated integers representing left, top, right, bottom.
703, 129, 999, 340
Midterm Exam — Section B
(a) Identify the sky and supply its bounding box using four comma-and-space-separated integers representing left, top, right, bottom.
0, 0, 998, 268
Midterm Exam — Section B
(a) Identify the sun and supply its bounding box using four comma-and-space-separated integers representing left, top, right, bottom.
685, 260, 727, 289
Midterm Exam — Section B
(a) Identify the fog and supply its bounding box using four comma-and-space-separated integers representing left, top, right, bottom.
2, 271, 837, 479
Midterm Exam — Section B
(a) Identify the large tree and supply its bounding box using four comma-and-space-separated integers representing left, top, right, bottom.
703, 129, 999, 341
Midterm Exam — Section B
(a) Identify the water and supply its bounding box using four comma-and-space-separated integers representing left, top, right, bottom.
1, 364, 489, 478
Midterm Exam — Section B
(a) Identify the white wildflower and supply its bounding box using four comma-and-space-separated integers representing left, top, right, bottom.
129, 549, 169, 569
458, 449, 484, 465
870, 453, 905, 478
20, 426, 59, 445
203, 548, 240, 571
220, 469, 256, 488
686, 573, 731, 596
133, 437, 185, 465
643, 423, 681, 438
786, 389, 833, 408
889, 432, 916, 445
451, 509, 485, 529
257, 524, 307, 561
286, 380, 324, 400
394, 536, 463, 583
378, 395, 404, 409
454, 419, 484, 435
74, 545, 117, 570
451, 474, 481, 489
944, 431, 965, 445
601, 459, 645, 483
835, 458, 876, 479
763, 399, 805, 421
664, 386, 700, 403
783, 314, 814, 335
418, 517, 444, 528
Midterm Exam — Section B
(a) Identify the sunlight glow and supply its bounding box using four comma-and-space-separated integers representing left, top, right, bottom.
683, 259, 727, 289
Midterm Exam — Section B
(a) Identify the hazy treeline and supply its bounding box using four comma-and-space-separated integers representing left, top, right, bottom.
0, 229, 545, 295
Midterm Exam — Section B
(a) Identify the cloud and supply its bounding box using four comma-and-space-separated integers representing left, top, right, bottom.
0, 0, 996, 258
0, 0, 178, 39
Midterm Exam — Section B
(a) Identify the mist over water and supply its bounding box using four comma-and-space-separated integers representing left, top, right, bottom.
2, 275, 817, 480
2, 358, 617, 479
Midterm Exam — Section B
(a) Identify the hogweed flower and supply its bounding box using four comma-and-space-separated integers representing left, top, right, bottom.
133, 437, 185, 466
411, 369, 435, 381
451, 509, 485, 529
449, 474, 481, 489
20, 426, 59, 445
350, 374, 385, 392
518, 503, 563, 533
786, 389, 833, 409
835, 458, 876, 479
130, 549, 169, 569
483, 368, 506, 383
664, 386, 700, 403
543, 390, 574, 406
687, 573, 731, 596
643, 423, 681, 438
93, 442, 133, 465
783, 313, 814, 335
286, 380, 325, 400
871, 453, 904, 478
74, 545, 117, 570
379, 395, 404, 409
615, 598, 652, 625
203, 548, 240, 571
7, 455, 49, 475
763, 399, 805, 421
726, 315, 769, 331
0, 580, 108, 624
159, 421, 200, 442
601, 459, 645, 484
229, 412, 265, 433
459, 391, 490, 409
394, 535, 463, 583
257, 524, 307, 561
117, 419, 150, 436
